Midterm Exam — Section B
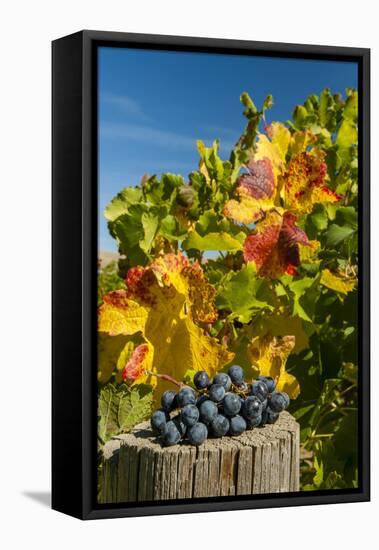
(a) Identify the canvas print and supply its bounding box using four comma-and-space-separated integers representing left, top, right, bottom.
97, 47, 359, 504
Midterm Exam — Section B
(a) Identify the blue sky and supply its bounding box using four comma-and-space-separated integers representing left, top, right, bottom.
98, 47, 358, 251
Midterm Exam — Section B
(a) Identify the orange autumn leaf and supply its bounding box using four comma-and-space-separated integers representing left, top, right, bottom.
98, 253, 233, 398
223, 158, 277, 224
243, 210, 309, 278
122, 343, 154, 384
282, 150, 342, 215
320, 268, 357, 295
99, 290, 148, 336
225, 127, 341, 228
125, 252, 217, 324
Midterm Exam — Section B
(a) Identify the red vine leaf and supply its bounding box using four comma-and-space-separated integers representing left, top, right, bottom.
243, 211, 310, 278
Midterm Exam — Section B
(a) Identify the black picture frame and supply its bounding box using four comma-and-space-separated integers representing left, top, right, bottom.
52, 30, 370, 520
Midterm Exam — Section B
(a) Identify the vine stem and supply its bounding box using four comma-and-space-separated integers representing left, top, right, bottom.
144, 370, 184, 388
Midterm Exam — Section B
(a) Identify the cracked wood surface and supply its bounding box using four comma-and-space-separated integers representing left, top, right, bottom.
101, 411, 300, 503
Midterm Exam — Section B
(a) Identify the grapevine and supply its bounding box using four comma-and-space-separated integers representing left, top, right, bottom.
98, 87, 358, 490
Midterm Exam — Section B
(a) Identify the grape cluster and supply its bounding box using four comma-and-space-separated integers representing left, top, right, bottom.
150, 365, 290, 447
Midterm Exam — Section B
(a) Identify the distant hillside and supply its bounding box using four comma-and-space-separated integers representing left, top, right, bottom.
99, 250, 119, 268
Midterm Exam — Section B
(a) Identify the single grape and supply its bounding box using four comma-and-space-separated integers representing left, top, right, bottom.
177, 386, 197, 407
246, 414, 262, 428
242, 396, 263, 420
161, 390, 178, 412
265, 408, 279, 424
228, 365, 244, 385
251, 380, 269, 400
257, 375, 276, 393
208, 383, 226, 403
161, 420, 182, 446
260, 408, 278, 425
196, 394, 209, 407
150, 408, 169, 435
199, 399, 218, 424
222, 392, 242, 417
194, 370, 210, 390
181, 404, 200, 427
282, 392, 290, 409
210, 414, 230, 437
187, 422, 208, 445
269, 392, 287, 413
213, 373, 232, 391
229, 415, 247, 436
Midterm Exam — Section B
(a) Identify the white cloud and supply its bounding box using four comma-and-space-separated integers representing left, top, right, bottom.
101, 93, 151, 122
100, 121, 234, 153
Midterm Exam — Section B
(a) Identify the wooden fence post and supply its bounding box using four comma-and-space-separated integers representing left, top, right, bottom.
101, 411, 300, 503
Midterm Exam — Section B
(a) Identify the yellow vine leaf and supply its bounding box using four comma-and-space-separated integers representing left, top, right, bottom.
223, 196, 278, 225
299, 239, 321, 264
98, 253, 233, 402
266, 122, 291, 162
289, 129, 316, 156
224, 157, 281, 224
320, 269, 357, 295
247, 334, 300, 399
98, 333, 130, 384
282, 150, 341, 215
98, 291, 148, 336
116, 341, 136, 375
225, 128, 340, 229
250, 313, 310, 354
255, 134, 286, 184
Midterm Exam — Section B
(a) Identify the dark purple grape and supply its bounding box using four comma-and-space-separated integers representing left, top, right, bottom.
208, 383, 225, 403
246, 414, 262, 428
258, 375, 276, 393
162, 420, 182, 446
213, 373, 232, 391
251, 380, 269, 400
269, 392, 287, 413
259, 408, 278, 425
228, 365, 245, 385
282, 392, 290, 409
266, 409, 279, 424
161, 390, 177, 412
242, 396, 263, 420
199, 399, 218, 424
196, 394, 210, 408
150, 409, 169, 435
229, 415, 247, 435
210, 414, 230, 437
187, 422, 208, 445
177, 386, 196, 407
222, 392, 242, 417
181, 404, 200, 427
194, 370, 210, 390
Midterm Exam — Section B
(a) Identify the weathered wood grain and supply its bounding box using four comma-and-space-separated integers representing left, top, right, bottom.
100, 411, 300, 503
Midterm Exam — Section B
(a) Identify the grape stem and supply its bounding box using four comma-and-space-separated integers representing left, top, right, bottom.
144, 370, 184, 388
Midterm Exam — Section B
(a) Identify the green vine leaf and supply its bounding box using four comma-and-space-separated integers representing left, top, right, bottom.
216, 263, 274, 323
98, 383, 153, 443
